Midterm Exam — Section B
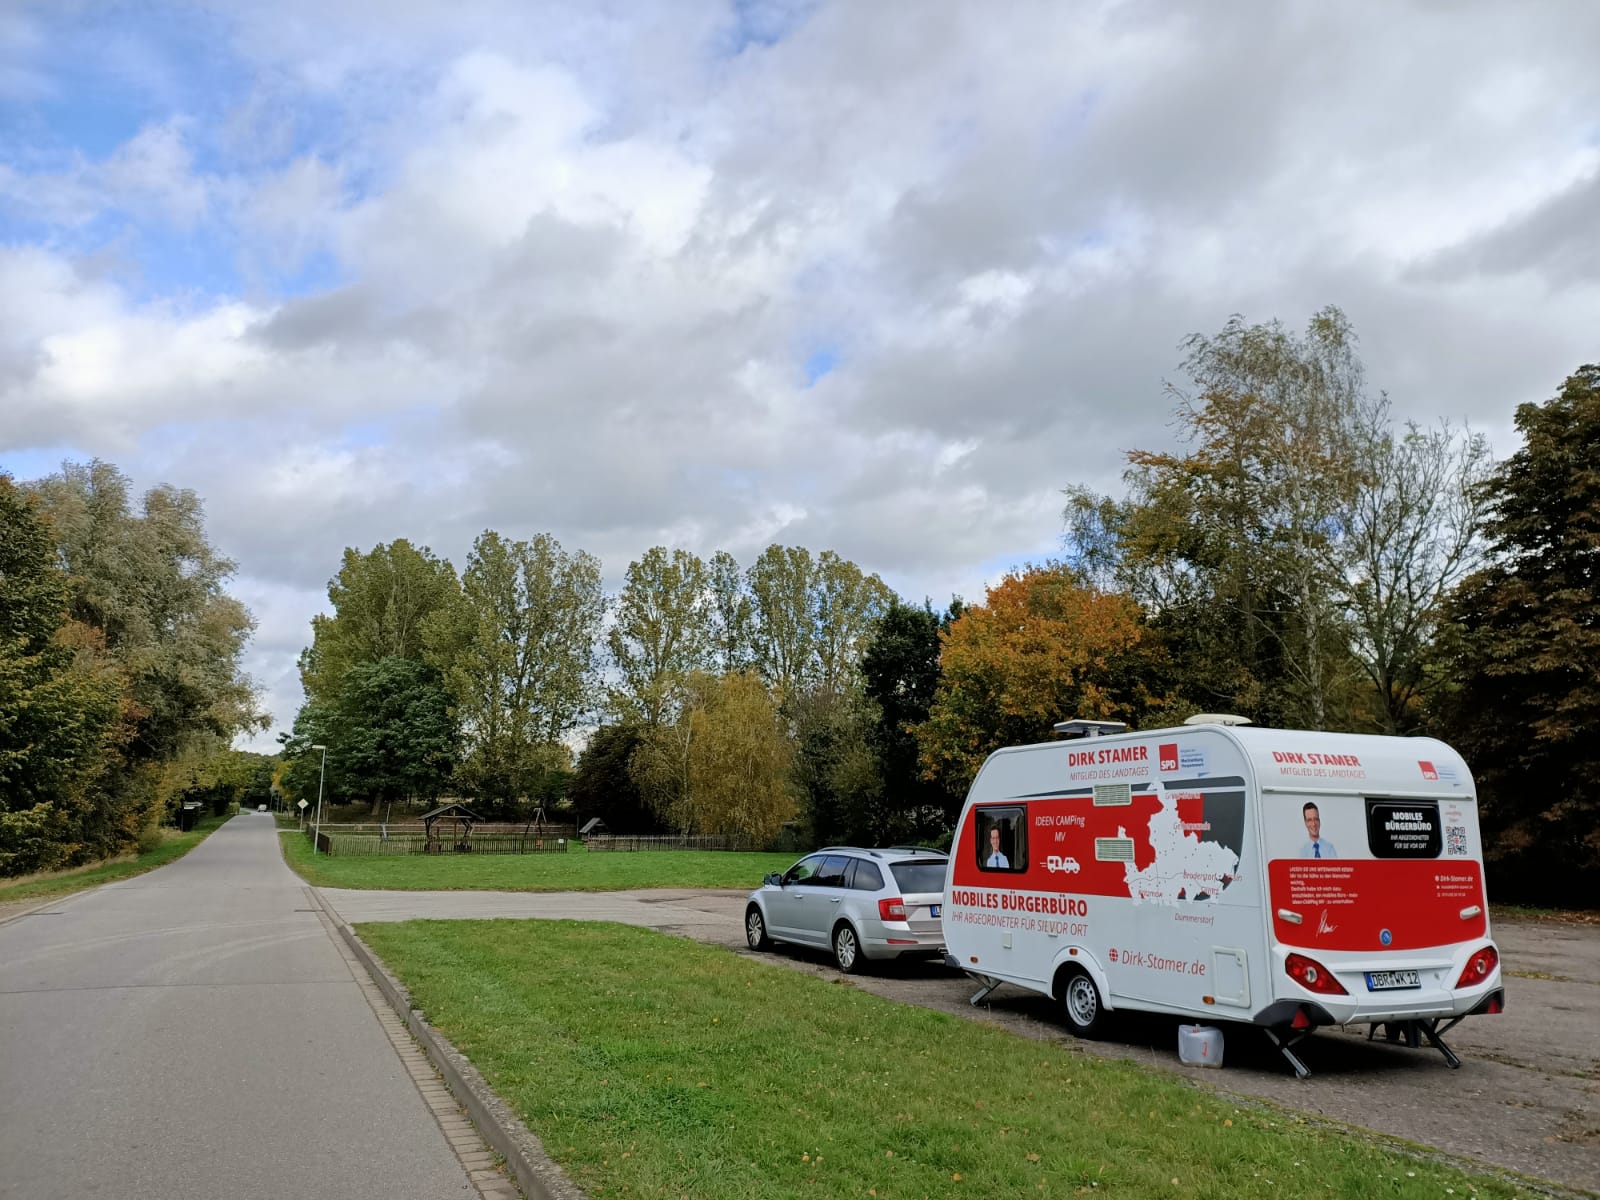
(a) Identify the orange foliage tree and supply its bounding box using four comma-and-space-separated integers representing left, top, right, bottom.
914, 564, 1173, 794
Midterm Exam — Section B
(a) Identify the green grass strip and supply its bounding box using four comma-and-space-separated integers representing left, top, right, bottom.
279, 829, 792, 892
359, 919, 1526, 1200
0, 813, 233, 904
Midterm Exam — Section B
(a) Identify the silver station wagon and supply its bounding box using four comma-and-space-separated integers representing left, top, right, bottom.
743, 846, 949, 972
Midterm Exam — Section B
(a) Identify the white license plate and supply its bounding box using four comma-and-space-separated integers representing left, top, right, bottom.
930, 905, 941, 918
1366, 970, 1420, 991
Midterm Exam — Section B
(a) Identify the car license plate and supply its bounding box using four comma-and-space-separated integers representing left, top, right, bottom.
1366, 970, 1420, 991
930, 904, 941, 918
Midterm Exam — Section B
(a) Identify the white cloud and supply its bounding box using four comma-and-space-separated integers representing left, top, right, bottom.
3, 0, 1599, 751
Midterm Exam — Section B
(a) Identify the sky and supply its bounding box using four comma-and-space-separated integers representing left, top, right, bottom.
2, 0, 1597, 753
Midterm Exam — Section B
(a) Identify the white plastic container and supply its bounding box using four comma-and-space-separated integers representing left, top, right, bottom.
1178, 1024, 1224, 1067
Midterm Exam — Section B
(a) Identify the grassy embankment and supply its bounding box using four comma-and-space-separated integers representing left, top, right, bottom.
0, 813, 233, 906
362, 918, 1528, 1200
279, 828, 792, 891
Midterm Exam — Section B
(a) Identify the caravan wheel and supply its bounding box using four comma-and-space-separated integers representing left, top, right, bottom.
1059, 967, 1108, 1038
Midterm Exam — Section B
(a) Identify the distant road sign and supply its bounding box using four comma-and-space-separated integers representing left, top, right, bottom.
297, 799, 309, 810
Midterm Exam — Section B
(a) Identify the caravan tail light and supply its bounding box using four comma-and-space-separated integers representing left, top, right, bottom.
1455, 945, 1499, 988
878, 897, 908, 921
1285, 953, 1348, 996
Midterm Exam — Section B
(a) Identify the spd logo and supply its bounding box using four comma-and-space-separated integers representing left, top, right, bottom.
1418, 761, 1439, 781
1159, 743, 1179, 772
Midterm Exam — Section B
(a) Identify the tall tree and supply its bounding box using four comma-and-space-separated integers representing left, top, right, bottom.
0, 478, 122, 873
30, 461, 263, 762
430, 530, 604, 804
300, 539, 460, 705
568, 724, 666, 834
706, 550, 754, 673
1437, 365, 1600, 902
745, 544, 895, 700
915, 565, 1170, 795
607, 547, 711, 727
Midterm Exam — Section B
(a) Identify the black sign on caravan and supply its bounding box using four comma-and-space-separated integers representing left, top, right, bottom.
1365, 798, 1442, 859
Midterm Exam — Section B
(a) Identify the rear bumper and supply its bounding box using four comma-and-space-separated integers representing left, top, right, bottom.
1254, 987, 1506, 1027
861, 924, 946, 960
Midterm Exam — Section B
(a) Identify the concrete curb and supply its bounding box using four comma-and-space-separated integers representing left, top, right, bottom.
310, 889, 586, 1200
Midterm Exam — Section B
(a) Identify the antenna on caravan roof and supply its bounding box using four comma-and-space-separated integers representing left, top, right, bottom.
1053, 719, 1130, 739
1182, 713, 1253, 726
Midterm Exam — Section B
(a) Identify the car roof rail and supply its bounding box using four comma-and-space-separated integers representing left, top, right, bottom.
887, 845, 948, 856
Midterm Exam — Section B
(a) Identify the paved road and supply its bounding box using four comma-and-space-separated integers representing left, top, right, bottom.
0, 813, 474, 1200
325, 886, 1600, 1194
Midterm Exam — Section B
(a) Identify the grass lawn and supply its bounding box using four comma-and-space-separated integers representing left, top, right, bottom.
0, 813, 233, 905
360, 919, 1526, 1200
280, 830, 793, 892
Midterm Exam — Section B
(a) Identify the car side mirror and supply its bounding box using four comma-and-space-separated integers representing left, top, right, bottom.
764, 872, 783, 886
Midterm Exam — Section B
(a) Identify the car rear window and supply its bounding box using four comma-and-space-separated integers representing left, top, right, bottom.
889, 860, 947, 894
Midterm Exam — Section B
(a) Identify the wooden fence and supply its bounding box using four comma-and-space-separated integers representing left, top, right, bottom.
311, 823, 575, 856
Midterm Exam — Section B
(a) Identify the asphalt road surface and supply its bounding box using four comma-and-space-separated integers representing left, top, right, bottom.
327, 885, 1600, 1194
0, 813, 474, 1200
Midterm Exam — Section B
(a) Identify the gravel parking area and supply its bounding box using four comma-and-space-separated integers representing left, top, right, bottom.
325, 887, 1600, 1195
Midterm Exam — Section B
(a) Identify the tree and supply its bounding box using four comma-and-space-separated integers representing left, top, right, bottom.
632, 672, 797, 842
430, 531, 603, 805
568, 724, 666, 834
859, 599, 965, 839
300, 539, 460, 705
0, 477, 122, 873
1437, 365, 1600, 903
915, 565, 1170, 794
745, 545, 895, 700
606, 547, 711, 727
706, 550, 754, 673
30, 461, 264, 763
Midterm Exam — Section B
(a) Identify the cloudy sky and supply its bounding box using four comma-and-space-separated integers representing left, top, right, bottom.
2, 0, 1597, 751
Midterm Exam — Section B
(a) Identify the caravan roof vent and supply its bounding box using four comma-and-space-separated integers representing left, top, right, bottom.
1182, 713, 1252, 727
1053, 719, 1131, 739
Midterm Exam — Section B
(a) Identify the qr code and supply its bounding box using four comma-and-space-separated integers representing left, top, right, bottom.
1445, 825, 1467, 855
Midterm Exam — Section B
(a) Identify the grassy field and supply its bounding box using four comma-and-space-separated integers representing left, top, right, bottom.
279, 830, 793, 891
361, 919, 1525, 1200
0, 813, 233, 906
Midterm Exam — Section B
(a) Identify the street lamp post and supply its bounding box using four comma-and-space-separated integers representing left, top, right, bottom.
311, 744, 329, 855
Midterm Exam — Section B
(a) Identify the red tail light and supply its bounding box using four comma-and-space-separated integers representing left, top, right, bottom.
1285, 953, 1348, 996
1455, 945, 1499, 988
878, 897, 907, 921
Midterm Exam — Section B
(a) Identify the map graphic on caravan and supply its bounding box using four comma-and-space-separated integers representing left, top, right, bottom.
943, 717, 1504, 1077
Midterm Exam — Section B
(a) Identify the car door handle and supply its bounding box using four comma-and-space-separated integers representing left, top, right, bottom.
830, 897, 841, 904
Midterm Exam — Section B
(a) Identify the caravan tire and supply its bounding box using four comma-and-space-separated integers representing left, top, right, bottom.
1059, 967, 1108, 1038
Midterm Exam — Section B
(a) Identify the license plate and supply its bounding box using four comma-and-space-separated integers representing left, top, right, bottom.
1366, 970, 1420, 991
930, 904, 941, 918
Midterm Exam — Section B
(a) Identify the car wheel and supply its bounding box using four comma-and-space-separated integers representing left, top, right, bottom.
832, 923, 865, 974
745, 905, 772, 951
1059, 967, 1108, 1038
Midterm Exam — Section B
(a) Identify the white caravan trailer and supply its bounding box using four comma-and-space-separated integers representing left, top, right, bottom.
943, 717, 1505, 1076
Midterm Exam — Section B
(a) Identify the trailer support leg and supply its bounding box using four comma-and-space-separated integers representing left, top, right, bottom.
1263, 1028, 1312, 1079
1419, 1020, 1462, 1070
968, 976, 1003, 1006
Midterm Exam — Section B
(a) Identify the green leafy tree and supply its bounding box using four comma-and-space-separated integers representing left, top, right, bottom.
1437, 365, 1600, 903
746, 545, 895, 700
429, 531, 603, 806
568, 724, 667, 834
607, 547, 711, 727
707, 550, 754, 673
300, 539, 460, 705
0, 478, 122, 873
30, 461, 264, 764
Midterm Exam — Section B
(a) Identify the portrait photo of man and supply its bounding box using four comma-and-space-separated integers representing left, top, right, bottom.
985, 824, 1010, 868
1298, 801, 1337, 859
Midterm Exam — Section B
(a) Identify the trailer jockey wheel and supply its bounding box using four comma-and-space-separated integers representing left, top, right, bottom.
1059, 967, 1108, 1038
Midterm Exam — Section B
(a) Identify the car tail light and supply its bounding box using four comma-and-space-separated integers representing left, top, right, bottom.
1455, 945, 1498, 988
1285, 953, 1348, 996
878, 897, 907, 921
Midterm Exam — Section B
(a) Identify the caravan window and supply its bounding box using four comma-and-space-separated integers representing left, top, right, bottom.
975, 806, 1026, 873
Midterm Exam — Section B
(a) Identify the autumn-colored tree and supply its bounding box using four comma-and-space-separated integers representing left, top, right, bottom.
915, 565, 1169, 794
632, 672, 796, 842
1436, 365, 1600, 903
